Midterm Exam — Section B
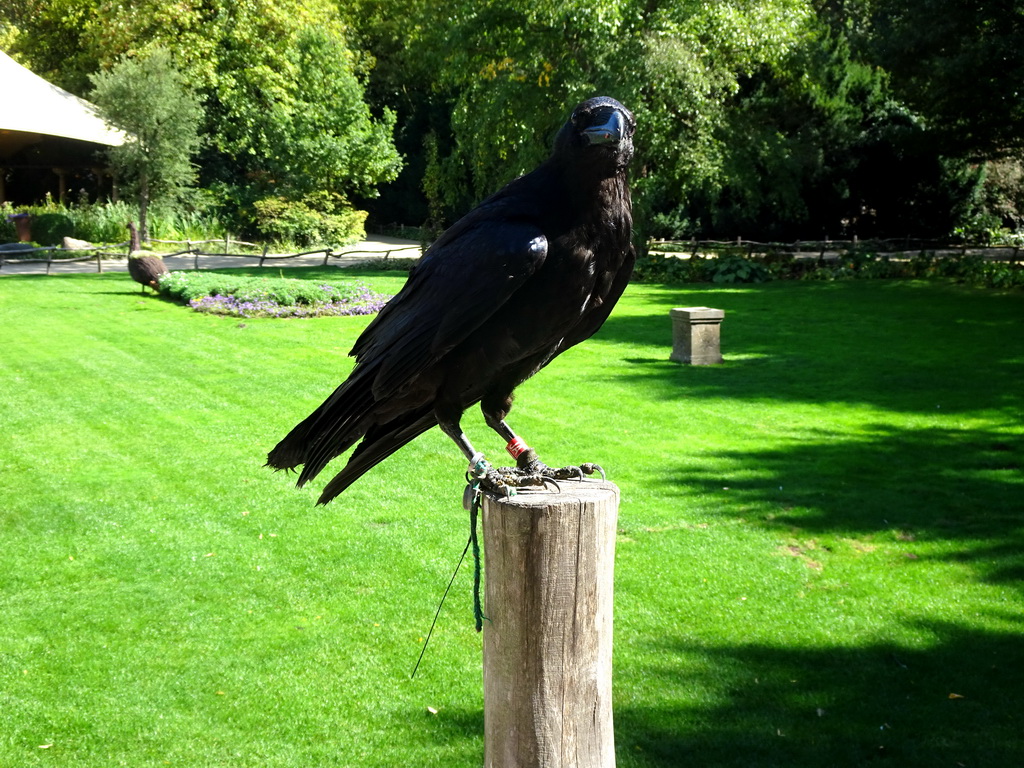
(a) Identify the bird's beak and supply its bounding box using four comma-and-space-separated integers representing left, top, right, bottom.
581, 109, 626, 147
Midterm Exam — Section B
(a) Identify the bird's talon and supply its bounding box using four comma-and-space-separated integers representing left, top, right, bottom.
579, 462, 606, 480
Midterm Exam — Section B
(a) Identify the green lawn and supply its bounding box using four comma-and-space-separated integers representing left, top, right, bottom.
1, 268, 1021, 766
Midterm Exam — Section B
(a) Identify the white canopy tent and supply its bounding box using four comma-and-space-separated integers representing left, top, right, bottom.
0, 50, 126, 151
1, 50, 127, 204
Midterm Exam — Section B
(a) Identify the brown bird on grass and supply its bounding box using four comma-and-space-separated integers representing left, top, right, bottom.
267, 97, 637, 503
126, 221, 167, 294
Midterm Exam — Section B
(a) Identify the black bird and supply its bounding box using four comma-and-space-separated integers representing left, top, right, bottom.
267, 96, 636, 504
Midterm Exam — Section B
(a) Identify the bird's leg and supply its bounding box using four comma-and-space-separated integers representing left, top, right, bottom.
481, 398, 605, 485
435, 408, 543, 493
435, 413, 479, 464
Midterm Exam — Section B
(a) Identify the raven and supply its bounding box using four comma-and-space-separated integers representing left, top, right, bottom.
267, 96, 636, 504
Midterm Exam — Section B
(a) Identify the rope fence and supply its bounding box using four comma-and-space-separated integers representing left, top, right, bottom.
0, 236, 423, 274
649, 236, 1023, 262
3, 234, 1021, 274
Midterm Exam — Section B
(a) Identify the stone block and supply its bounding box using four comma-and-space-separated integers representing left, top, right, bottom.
670, 306, 724, 365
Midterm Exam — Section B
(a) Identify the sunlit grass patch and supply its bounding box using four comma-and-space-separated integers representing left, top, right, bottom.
0, 271, 1021, 766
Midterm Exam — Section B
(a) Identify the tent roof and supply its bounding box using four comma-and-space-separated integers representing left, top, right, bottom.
0, 50, 127, 149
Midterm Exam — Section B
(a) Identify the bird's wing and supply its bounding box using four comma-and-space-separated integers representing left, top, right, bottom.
351, 216, 548, 399
557, 243, 636, 353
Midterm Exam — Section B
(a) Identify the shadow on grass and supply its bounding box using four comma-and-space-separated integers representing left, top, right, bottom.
603, 282, 1024, 765
597, 280, 1024, 415
420, 624, 1024, 766
617, 622, 1024, 767
597, 281, 1024, 587
667, 424, 1024, 589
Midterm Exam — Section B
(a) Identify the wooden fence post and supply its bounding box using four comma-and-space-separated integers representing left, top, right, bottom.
482, 479, 619, 768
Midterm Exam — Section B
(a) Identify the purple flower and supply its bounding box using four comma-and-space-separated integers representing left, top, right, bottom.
187, 285, 390, 319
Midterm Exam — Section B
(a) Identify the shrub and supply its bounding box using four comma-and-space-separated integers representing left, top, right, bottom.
1, 198, 226, 246
352, 257, 418, 272
0, 203, 17, 242
979, 261, 1024, 289
709, 254, 771, 283
31, 213, 75, 245
251, 192, 367, 247
633, 245, 1022, 290
157, 271, 391, 318
633, 252, 772, 284
70, 201, 136, 243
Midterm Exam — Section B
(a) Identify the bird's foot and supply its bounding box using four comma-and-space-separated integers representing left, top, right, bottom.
466, 453, 555, 498
466, 451, 605, 499
508, 441, 606, 484
515, 458, 606, 485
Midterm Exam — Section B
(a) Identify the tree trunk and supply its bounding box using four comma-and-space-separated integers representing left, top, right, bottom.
139, 172, 150, 244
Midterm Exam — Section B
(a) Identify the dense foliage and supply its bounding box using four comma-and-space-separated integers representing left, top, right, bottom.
343, 0, 1024, 242
0, 198, 226, 246
2, 0, 1023, 243
633, 248, 1024, 289
1, 0, 399, 245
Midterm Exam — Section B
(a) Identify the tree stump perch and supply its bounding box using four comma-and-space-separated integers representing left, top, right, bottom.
482, 479, 619, 768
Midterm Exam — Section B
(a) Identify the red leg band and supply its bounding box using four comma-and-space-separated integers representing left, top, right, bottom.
506, 437, 530, 460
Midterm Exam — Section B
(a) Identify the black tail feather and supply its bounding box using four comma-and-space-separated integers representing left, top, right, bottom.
266, 364, 379, 484
316, 410, 437, 504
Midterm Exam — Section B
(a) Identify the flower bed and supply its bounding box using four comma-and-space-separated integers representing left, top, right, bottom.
158, 272, 391, 318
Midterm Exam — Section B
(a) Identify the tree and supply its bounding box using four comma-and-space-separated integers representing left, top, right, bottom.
208, 22, 402, 243
89, 48, 203, 242
262, 27, 402, 201
9, 0, 400, 241
346, 0, 813, 234
869, 0, 1024, 159
0, 0, 99, 92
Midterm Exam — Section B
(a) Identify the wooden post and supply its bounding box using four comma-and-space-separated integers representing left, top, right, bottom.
482, 479, 618, 768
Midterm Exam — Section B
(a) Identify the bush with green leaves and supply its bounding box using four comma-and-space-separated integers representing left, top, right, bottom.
0, 202, 16, 241
709, 254, 771, 284
354, 257, 418, 272
634, 247, 1022, 290
157, 271, 391, 318
251, 192, 367, 247
28, 213, 75, 245
634, 252, 771, 284
0, 198, 226, 246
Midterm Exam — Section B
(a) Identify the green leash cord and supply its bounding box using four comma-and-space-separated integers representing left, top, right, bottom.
468, 481, 486, 633
410, 471, 490, 679
465, 453, 494, 633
